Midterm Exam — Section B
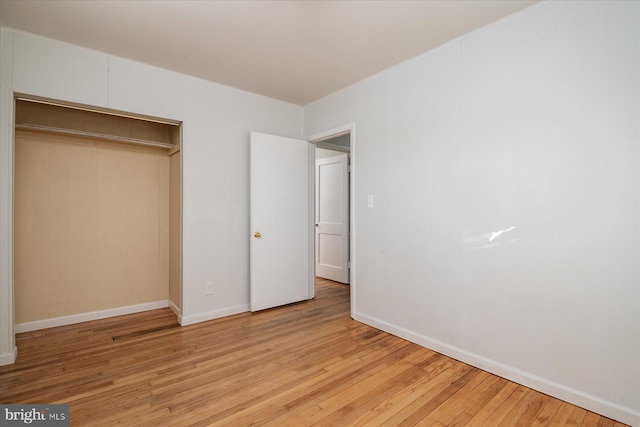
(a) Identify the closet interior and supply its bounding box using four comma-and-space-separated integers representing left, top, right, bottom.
13, 97, 182, 330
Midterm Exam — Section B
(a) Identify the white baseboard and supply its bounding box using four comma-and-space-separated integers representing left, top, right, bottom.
179, 304, 249, 326
352, 311, 640, 427
15, 300, 170, 333
0, 346, 17, 366
169, 300, 181, 317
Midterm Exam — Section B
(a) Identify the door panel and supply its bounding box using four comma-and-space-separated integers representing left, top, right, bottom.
315, 153, 349, 284
249, 132, 312, 311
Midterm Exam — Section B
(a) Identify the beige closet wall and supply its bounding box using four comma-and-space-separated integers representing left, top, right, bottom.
14, 130, 170, 323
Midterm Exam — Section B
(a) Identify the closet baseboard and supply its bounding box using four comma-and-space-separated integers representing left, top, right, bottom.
14, 300, 170, 333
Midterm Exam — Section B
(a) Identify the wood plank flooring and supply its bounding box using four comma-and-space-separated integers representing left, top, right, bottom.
0, 278, 628, 426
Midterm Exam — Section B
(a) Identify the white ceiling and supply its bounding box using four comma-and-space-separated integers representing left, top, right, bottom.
0, 0, 538, 105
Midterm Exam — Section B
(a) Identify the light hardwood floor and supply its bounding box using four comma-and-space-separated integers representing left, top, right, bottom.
0, 278, 628, 426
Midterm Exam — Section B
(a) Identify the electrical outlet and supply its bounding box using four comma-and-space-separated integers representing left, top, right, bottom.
205, 281, 214, 295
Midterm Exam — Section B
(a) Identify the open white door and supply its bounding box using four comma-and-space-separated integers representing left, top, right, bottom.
250, 132, 313, 311
315, 153, 349, 284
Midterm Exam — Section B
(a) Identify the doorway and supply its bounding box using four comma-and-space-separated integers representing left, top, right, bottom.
308, 124, 354, 313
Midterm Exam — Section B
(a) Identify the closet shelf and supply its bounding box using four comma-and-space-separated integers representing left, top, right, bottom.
15, 123, 175, 150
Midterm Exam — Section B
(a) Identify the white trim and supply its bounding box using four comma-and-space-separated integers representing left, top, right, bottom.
0, 28, 16, 367
179, 304, 249, 326
0, 346, 17, 366
353, 311, 640, 427
308, 143, 316, 298
169, 300, 181, 317
14, 300, 170, 333
348, 125, 355, 315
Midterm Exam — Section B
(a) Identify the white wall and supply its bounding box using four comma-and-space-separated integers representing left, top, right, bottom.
304, 1, 639, 424
316, 147, 345, 159
0, 29, 303, 362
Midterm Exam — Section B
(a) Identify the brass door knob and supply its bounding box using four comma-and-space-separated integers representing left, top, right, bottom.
253, 231, 262, 238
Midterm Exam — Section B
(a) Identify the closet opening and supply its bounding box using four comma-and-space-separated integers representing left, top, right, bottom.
13, 95, 182, 333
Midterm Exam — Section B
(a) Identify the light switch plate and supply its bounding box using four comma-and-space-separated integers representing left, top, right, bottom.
205, 281, 214, 295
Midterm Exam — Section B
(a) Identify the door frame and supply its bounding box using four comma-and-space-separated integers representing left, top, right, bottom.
307, 123, 355, 317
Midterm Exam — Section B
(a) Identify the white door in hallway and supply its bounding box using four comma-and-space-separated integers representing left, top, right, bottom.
315, 153, 349, 284
249, 132, 313, 311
